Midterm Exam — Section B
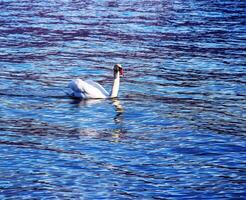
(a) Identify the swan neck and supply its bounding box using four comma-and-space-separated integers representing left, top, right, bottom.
110, 72, 120, 98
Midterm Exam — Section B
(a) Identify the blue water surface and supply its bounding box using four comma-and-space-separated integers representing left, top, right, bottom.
0, 0, 246, 199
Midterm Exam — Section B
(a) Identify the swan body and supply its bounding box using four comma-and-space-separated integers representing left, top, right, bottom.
68, 64, 123, 99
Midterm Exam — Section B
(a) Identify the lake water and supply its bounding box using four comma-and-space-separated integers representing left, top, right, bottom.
0, 0, 245, 199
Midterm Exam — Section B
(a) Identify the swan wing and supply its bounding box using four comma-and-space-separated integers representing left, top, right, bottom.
68, 78, 108, 98
84, 79, 109, 97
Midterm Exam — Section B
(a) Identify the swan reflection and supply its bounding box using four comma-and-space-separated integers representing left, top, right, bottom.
68, 98, 126, 141
70, 98, 104, 106
112, 98, 124, 112
111, 98, 125, 141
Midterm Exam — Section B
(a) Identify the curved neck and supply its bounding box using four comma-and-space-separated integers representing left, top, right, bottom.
110, 72, 120, 98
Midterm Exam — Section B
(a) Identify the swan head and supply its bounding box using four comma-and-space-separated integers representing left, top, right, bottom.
114, 64, 123, 76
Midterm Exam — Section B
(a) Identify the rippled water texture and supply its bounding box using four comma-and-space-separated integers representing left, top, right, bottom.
0, 0, 246, 199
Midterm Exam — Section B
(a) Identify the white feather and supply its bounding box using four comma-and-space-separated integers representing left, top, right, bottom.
68, 78, 109, 99
67, 64, 122, 99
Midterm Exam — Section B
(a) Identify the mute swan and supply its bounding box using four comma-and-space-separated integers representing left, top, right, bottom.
68, 64, 123, 99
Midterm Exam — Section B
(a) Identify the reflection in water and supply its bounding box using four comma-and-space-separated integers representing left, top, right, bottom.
112, 98, 125, 141
112, 98, 124, 113
67, 97, 126, 141
70, 98, 105, 106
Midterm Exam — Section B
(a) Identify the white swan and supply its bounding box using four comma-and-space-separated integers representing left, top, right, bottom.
68, 64, 123, 99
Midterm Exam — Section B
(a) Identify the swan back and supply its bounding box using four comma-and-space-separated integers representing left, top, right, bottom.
68, 78, 109, 99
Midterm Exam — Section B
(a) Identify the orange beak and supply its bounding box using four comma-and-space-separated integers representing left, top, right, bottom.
119, 68, 123, 76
